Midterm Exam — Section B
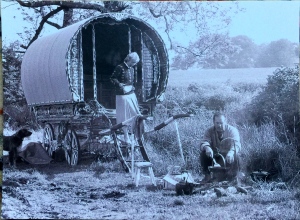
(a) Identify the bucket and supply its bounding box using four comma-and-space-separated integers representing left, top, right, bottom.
208, 166, 230, 182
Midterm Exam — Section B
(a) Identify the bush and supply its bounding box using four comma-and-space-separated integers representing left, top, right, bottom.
4, 104, 38, 130
239, 122, 300, 183
232, 82, 263, 93
248, 66, 299, 138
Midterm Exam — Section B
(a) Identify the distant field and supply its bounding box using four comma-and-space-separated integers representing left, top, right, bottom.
168, 67, 278, 87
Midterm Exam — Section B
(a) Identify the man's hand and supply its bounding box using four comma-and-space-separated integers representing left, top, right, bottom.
226, 151, 235, 164
205, 146, 213, 158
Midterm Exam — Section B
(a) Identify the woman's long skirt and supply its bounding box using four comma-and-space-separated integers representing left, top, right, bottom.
116, 93, 140, 124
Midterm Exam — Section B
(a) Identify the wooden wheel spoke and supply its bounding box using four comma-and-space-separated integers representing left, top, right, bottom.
43, 124, 55, 157
112, 130, 150, 173
64, 129, 80, 166
71, 150, 78, 165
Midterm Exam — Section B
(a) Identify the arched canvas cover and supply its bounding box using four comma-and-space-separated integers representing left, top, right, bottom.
21, 13, 169, 106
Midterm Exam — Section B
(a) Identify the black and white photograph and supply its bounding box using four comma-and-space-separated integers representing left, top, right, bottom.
1, 0, 299, 219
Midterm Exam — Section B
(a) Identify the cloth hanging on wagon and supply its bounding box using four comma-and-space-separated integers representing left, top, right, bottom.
18, 142, 53, 165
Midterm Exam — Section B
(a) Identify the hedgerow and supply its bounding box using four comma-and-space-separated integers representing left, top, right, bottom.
248, 65, 299, 146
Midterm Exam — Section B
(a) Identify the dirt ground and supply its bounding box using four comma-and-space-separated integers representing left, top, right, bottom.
2, 153, 300, 220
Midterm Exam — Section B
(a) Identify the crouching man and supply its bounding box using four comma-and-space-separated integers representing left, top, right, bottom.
200, 113, 241, 182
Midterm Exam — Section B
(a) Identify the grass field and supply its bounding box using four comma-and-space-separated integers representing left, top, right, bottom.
168, 67, 278, 87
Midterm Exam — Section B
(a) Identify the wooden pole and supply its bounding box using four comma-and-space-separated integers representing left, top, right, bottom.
174, 121, 185, 165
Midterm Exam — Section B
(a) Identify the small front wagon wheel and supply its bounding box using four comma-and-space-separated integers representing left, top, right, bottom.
43, 123, 55, 157
64, 129, 80, 165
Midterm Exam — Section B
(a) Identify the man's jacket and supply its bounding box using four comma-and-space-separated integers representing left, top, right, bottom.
200, 124, 241, 156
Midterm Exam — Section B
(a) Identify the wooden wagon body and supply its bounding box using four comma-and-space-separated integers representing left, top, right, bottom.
21, 13, 169, 169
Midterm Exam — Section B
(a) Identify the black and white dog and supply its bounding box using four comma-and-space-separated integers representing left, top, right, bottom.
3, 129, 32, 167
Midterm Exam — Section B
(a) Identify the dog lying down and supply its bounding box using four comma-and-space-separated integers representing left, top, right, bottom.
3, 128, 33, 168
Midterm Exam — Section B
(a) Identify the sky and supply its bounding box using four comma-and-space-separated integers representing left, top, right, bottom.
227, 1, 299, 45
1, 1, 299, 46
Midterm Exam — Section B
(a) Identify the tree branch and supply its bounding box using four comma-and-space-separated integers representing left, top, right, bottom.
16, 0, 108, 13
21, 6, 64, 49
177, 35, 222, 58
45, 20, 62, 29
17, 1, 131, 49
63, 7, 73, 27
163, 16, 172, 50
149, 8, 162, 18
177, 46, 202, 57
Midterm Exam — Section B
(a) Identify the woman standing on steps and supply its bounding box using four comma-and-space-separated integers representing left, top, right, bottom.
110, 52, 141, 144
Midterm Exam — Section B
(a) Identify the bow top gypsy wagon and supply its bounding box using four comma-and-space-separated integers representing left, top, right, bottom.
21, 13, 171, 171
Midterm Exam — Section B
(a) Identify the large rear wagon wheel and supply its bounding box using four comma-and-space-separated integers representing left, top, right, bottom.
64, 129, 80, 166
112, 131, 131, 173
112, 130, 150, 173
43, 123, 55, 157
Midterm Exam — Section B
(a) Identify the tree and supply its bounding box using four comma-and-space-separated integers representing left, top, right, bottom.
136, 2, 241, 50
15, 1, 129, 49
2, 41, 26, 106
225, 35, 258, 68
2, 41, 23, 72
171, 34, 239, 69
255, 39, 298, 67
10, 1, 241, 51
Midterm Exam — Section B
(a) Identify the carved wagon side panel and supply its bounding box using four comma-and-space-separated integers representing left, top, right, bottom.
142, 32, 160, 102
67, 31, 83, 102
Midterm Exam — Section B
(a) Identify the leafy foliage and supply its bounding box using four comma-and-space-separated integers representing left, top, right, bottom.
2, 41, 23, 72
172, 37, 298, 69
2, 42, 26, 106
172, 34, 239, 69
3, 104, 37, 130
248, 65, 299, 139
255, 39, 298, 67
225, 35, 258, 68
2, 41, 33, 129
3, 70, 25, 106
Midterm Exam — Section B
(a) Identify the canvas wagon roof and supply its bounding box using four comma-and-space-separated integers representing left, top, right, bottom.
21, 13, 168, 106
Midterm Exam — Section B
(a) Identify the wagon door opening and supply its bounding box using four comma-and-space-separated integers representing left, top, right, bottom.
82, 22, 130, 109
63, 15, 168, 117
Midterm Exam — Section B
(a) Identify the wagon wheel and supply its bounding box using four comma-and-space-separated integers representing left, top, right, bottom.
64, 129, 80, 166
111, 118, 150, 173
111, 131, 131, 172
43, 123, 55, 157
